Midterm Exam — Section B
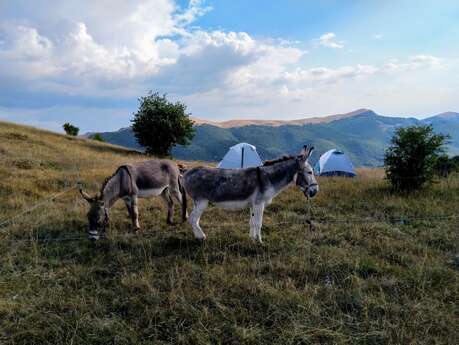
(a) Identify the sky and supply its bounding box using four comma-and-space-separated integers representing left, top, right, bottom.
0, 0, 458, 133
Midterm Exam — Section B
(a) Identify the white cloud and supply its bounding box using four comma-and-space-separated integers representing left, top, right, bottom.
373, 34, 383, 39
284, 64, 379, 84
314, 32, 344, 49
385, 55, 443, 72
174, 0, 212, 26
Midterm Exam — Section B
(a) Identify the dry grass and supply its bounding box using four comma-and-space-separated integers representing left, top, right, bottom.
0, 121, 458, 345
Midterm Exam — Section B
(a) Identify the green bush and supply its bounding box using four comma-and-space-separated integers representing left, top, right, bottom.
131, 92, 195, 156
63, 123, 79, 136
91, 133, 105, 142
434, 154, 456, 177
384, 125, 448, 191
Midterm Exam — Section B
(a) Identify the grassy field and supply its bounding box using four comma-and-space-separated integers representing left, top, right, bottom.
0, 120, 458, 345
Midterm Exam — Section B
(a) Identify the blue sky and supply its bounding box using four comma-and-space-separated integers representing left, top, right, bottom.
0, 0, 458, 132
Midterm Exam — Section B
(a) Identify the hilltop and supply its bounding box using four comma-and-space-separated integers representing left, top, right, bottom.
190, 108, 373, 127
0, 121, 458, 344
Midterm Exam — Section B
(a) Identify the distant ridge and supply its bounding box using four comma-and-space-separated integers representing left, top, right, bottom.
191, 108, 375, 128
424, 111, 459, 121
83, 108, 459, 166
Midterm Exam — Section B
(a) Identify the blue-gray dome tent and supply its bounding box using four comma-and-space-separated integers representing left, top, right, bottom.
217, 143, 263, 169
314, 149, 356, 177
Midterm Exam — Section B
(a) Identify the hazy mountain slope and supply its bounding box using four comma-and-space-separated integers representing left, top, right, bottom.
423, 112, 459, 155
175, 111, 419, 166
91, 110, 459, 166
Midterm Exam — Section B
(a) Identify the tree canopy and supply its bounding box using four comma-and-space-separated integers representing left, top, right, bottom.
131, 92, 195, 156
384, 125, 448, 191
63, 123, 79, 136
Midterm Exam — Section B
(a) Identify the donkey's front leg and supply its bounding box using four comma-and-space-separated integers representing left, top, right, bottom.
252, 203, 265, 243
131, 195, 141, 231
189, 199, 208, 240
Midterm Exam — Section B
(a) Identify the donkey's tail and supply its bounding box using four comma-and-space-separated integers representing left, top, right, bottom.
178, 174, 188, 222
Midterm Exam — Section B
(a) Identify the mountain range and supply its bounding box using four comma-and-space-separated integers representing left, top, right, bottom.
87, 109, 459, 166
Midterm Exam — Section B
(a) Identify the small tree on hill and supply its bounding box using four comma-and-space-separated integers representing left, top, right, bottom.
131, 92, 195, 156
384, 125, 448, 191
63, 123, 79, 136
92, 133, 105, 142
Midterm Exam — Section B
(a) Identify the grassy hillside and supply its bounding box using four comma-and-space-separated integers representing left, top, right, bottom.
1, 121, 458, 344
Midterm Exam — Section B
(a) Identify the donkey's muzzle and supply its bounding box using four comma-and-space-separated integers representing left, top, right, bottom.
88, 230, 100, 240
306, 184, 319, 198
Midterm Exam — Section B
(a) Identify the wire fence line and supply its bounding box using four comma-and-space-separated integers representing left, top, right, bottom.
0, 176, 457, 245
0, 183, 81, 230
2, 212, 458, 246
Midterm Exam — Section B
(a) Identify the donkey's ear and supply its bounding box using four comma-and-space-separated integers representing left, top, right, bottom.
300, 145, 314, 161
80, 189, 96, 203
301, 145, 314, 158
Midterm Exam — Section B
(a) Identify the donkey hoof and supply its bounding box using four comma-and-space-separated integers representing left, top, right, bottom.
196, 235, 206, 242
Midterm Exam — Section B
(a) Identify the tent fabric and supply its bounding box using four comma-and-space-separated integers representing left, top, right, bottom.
217, 143, 263, 169
315, 149, 356, 177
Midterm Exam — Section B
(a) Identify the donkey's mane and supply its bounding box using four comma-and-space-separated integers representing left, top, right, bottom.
263, 155, 299, 166
100, 167, 122, 196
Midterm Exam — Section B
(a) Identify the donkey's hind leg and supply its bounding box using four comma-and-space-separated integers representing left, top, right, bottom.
252, 203, 265, 243
189, 199, 208, 240
249, 207, 256, 240
160, 189, 175, 225
170, 186, 188, 222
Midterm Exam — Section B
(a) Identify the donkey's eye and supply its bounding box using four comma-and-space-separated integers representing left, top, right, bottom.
308, 171, 313, 175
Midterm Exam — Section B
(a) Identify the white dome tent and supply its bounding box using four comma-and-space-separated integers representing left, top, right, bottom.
315, 149, 356, 177
217, 143, 263, 169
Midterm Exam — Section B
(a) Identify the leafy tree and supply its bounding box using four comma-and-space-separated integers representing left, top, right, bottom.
63, 123, 79, 136
92, 133, 105, 142
451, 155, 459, 171
384, 125, 448, 191
131, 92, 195, 156
434, 154, 454, 178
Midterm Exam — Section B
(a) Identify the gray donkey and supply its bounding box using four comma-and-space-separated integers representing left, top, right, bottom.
183, 146, 318, 243
80, 160, 186, 240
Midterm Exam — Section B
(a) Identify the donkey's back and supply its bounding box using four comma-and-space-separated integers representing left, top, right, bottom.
127, 159, 181, 196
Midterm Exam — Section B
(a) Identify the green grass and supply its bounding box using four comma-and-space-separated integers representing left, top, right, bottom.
0, 121, 458, 344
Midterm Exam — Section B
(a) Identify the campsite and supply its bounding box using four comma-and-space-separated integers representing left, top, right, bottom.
0, 121, 458, 344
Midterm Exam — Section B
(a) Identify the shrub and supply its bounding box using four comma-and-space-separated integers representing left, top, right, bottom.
131, 92, 195, 156
451, 155, 459, 171
434, 154, 456, 178
92, 133, 105, 142
384, 125, 448, 191
63, 123, 79, 136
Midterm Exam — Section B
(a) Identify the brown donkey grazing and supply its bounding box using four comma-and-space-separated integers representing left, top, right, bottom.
80, 160, 187, 240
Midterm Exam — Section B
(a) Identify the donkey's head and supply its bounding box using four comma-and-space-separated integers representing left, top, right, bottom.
295, 145, 319, 199
80, 189, 109, 240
